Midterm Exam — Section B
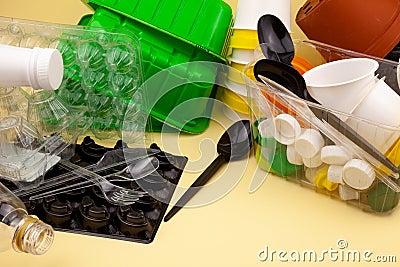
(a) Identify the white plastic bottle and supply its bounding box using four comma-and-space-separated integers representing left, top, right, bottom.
0, 44, 63, 90
0, 182, 54, 255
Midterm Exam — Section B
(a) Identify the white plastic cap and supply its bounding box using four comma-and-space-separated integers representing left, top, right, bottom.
294, 128, 325, 158
286, 145, 303, 165
31, 47, 64, 90
327, 165, 344, 184
302, 151, 323, 168
258, 118, 274, 138
338, 184, 360, 201
273, 114, 301, 145
321, 145, 352, 165
304, 167, 318, 183
343, 159, 376, 190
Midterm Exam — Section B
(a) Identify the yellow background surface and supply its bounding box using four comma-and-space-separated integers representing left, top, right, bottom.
0, 1, 399, 267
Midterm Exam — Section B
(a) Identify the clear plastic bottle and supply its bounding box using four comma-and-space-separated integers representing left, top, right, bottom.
0, 182, 54, 255
0, 44, 63, 90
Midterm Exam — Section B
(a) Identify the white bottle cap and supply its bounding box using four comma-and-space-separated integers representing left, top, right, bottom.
273, 114, 301, 145
286, 145, 303, 165
302, 151, 323, 168
294, 128, 325, 158
327, 165, 344, 184
31, 48, 64, 90
343, 159, 376, 190
258, 118, 274, 138
338, 184, 360, 201
321, 145, 352, 165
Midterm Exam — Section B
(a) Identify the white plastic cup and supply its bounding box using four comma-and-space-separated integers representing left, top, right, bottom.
303, 58, 379, 114
229, 48, 254, 65
346, 77, 400, 153
0, 44, 63, 90
233, 0, 291, 31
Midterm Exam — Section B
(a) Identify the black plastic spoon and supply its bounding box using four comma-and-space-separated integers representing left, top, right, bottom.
164, 120, 252, 222
257, 14, 294, 65
253, 59, 400, 180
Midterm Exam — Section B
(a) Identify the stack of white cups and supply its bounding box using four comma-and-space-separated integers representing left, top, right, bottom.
222, 0, 292, 116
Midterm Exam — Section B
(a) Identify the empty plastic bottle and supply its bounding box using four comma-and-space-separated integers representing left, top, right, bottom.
0, 44, 63, 90
0, 182, 54, 255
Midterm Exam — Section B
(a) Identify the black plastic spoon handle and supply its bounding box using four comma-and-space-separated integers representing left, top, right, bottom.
164, 153, 227, 222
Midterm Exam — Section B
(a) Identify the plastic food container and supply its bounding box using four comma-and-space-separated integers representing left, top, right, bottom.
0, 16, 149, 138
81, 0, 233, 133
0, 17, 150, 186
1, 138, 188, 244
244, 40, 400, 213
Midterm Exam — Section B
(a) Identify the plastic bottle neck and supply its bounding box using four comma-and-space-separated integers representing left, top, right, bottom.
12, 213, 54, 255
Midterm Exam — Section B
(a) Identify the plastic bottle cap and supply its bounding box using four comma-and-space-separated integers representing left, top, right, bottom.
321, 145, 352, 165
327, 165, 344, 184
305, 167, 318, 183
343, 159, 376, 190
294, 128, 325, 158
339, 184, 360, 201
302, 151, 323, 168
312, 164, 338, 191
286, 145, 303, 165
273, 114, 301, 145
33, 48, 64, 90
258, 118, 274, 138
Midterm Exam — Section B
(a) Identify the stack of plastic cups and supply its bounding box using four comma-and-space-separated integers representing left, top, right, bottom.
222, 0, 291, 118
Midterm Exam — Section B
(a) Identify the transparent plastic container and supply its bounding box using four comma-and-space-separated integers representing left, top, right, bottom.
0, 17, 149, 187
244, 40, 400, 213
0, 16, 147, 141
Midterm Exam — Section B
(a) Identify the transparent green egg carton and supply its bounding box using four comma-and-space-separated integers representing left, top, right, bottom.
0, 16, 147, 141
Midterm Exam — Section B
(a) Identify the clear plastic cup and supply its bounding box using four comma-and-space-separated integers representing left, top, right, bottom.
0, 87, 29, 118
0, 115, 47, 182
27, 90, 70, 136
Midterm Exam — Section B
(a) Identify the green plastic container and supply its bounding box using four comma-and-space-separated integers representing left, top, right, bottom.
81, 0, 233, 133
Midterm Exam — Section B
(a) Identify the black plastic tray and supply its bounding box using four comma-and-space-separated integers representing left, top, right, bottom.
3, 137, 187, 244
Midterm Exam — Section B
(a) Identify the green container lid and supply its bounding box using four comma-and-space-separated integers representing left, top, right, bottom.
82, 0, 233, 59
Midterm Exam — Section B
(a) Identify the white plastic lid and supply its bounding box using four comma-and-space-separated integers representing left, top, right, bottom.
327, 165, 344, 184
321, 145, 352, 165
294, 128, 325, 158
32, 48, 64, 90
338, 184, 360, 201
304, 167, 318, 183
342, 159, 376, 190
302, 151, 323, 168
258, 118, 274, 138
273, 114, 301, 145
286, 145, 303, 165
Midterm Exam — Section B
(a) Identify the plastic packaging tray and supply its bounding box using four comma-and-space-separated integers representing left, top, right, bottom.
2, 137, 187, 244
80, 0, 233, 133
244, 40, 400, 213
0, 16, 147, 139
0, 16, 150, 188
